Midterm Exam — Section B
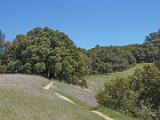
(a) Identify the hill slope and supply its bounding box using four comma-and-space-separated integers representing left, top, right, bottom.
0, 74, 104, 120
86, 63, 150, 92
0, 64, 148, 120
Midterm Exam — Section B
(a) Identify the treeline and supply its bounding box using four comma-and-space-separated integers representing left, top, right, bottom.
96, 63, 160, 119
0, 27, 160, 87
88, 30, 160, 74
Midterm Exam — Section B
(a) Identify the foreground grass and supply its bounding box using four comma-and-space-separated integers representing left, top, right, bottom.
0, 74, 105, 120
0, 88, 58, 120
0, 88, 105, 120
54, 90, 139, 120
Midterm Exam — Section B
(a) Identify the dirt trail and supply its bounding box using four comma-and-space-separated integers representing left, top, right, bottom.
91, 111, 114, 120
43, 81, 53, 90
43, 82, 75, 104
54, 91, 114, 120
43, 81, 113, 120
54, 92, 76, 104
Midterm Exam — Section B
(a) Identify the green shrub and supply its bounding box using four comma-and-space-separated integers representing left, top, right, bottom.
96, 77, 131, 110
0, 64, 7, 73
96, 64, 160, 119
7, 60, 22, 73
34, 62, 46, 74
22, 63, 32, 73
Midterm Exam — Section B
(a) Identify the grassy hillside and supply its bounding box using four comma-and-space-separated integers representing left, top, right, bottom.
0, 64, 148, 120
51, 63, 149, 120
86, 63, 150, 92
0, 74, 104, 120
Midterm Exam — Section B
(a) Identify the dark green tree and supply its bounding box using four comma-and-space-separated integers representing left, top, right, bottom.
5, 27, 89, 87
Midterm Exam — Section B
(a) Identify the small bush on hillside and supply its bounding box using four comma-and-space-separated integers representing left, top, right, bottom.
22, 63, 32, 73
0, 64, 7, 73
96, 77, 131, 110
34, 62, 46, 74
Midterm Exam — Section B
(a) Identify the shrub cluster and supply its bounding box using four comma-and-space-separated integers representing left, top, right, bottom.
96, 64, 160, 119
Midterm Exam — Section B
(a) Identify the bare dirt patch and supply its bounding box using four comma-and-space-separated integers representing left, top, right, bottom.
54, 92, 76, 104
43, 81, 53, 90
91, 111, 114, 120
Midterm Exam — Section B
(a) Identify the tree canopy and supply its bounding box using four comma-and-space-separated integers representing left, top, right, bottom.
87, 30, 160, 74
0, 27, 89, 87
1, 28, 160, 87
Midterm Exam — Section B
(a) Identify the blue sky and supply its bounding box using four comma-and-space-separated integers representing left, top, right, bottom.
0, 0, 160, 49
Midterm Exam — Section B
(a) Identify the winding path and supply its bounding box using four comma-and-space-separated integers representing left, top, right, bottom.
43, 81, 53, 90
43, 81, 114, 120
91, 111, 114, 120
54, 92, 76, 104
